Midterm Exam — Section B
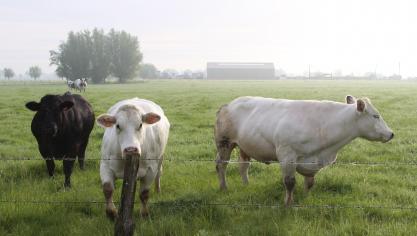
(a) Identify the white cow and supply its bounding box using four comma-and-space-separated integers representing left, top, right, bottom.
214, 95, 394, 206
96, 98, 170, 219
74, 78, 87, 92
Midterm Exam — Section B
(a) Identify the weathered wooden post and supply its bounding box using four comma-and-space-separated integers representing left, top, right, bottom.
114, 154, 140, 236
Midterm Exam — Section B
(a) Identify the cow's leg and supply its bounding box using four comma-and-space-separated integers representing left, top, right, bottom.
154, 161, 163, 193
78, 158, 85, 170
215, 138, 235, 191
139, 189, 150, 218
63, 157, 75, 188
45, 159, 55, 177
103, 181, 117, 220
77, 140, 89, 170
304, 176, 315, 193
239, 148, 251, 185
101, 163, 117, 220
277, 146, 297, 207
139, 172, 156, 218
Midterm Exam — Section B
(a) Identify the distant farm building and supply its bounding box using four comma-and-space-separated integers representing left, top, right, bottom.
207, 62, 275, 80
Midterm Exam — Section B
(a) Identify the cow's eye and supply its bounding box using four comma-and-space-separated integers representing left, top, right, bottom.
136, 124, 142, 131
373, 115, 380, 119
116, 124, 121, 130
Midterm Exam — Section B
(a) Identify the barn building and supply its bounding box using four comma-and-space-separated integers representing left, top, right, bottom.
207, 62, 275, 80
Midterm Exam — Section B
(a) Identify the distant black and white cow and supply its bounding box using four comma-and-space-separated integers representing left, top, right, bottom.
25, 92, 95, 187
67, 80, 75, 90
96, 98, 170, 219
75, 78, 87, 92
214, 95, 394, 206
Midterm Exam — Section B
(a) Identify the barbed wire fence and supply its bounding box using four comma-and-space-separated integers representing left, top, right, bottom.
1, 156, 417, 166
0, 199, 417, 211
1, 156, 417, 211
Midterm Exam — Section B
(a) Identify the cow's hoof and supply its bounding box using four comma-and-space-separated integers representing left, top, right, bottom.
64, 182, 71, 188
140, 210, 149, 218
106, 208, 119, 221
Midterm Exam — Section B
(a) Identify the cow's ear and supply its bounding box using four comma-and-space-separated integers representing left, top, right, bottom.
346, 95, 356, 104
97, 114, 117, 128
25, 101, 40, 111
142, 112, 161, 124
60, 101, 74, 111
357, 99, 366, 112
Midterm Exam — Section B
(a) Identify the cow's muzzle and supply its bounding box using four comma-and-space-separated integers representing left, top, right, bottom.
123, 146, 140, 156
388, 132, 394, 141
383, 132, 394, 143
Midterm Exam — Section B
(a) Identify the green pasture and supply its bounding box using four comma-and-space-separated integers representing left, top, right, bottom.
0, 80, 416, 235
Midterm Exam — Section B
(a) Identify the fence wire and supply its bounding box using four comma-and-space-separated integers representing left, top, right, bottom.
0, 199, 416, 211
1, 156, 416, 212
1, 156, 417, 166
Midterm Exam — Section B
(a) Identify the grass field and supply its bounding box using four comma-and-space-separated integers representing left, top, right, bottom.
0, 79, 416, 235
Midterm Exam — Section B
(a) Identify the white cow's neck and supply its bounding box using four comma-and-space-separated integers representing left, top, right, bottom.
322, 105, 360, 154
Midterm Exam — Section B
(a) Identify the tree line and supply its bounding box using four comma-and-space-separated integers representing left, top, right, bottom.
2, 28, 204, 82
1, 66, 41, 80
50, 28, 143, 83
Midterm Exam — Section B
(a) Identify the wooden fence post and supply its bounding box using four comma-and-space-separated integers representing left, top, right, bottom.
114, 154, 140, 236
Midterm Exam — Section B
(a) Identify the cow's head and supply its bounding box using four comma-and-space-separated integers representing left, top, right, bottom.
25, 95, 74, 138
96, 104, 160, 157
346, 95, 394, 142
81, 78, 87, 87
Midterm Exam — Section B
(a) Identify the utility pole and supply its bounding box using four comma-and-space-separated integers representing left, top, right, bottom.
308, 64, 311, 79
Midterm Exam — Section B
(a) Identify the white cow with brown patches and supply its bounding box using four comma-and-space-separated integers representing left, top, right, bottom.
214, 95, 394, 206
97, 98, 170, 219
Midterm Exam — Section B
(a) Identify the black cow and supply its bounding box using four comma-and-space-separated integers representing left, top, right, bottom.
25, 92, 95, 187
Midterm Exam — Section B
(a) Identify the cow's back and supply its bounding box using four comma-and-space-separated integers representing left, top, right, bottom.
220, 96, 353, 160
227, 96, 348, 134
107, 98, 163, 115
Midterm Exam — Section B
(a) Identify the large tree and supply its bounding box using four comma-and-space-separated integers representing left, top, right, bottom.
50, 31, 92, 81
3, 68, 14, 80
89, 28, 111, 83
50, 29, 143, 83
139, 63, 159, 79
28, 66, 42, 80
108, 29, 143, 83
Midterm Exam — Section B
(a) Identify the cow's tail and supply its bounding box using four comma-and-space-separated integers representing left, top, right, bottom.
214, 103, 231, 143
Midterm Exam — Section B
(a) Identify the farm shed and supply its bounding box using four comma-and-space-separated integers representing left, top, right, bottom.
206, 62, 275, 80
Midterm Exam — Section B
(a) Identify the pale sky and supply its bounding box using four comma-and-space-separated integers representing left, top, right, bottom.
1, 0, 416, 76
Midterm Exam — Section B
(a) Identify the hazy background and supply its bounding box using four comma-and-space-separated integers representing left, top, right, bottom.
1, 0, 416, 77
